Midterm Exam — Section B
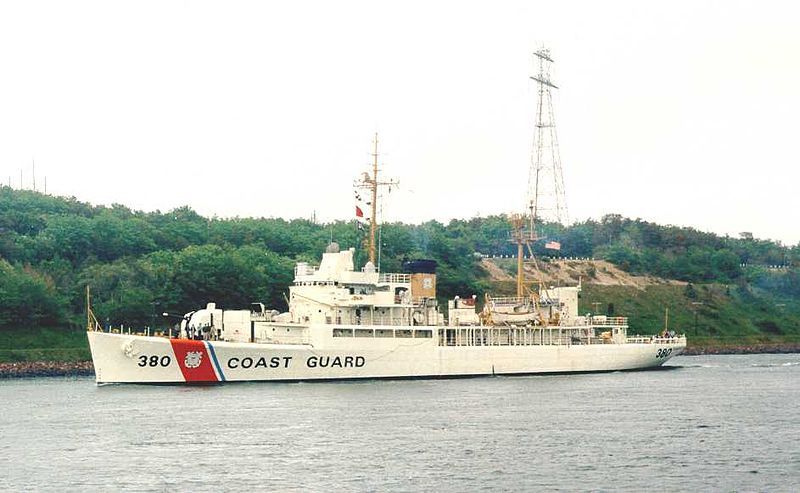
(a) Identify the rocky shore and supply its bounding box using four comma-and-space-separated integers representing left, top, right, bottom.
683, 343, 800, 356
0, 361, 95, 379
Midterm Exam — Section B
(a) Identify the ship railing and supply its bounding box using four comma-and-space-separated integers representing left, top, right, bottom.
102, 326, 176, 338
368, 317, 411, 326
391, 295, 426, 306
379, 273, 411, 284
626, 335, 687, 345
488, 296, 530, 306
589, 316, 628, 326
568, 317, 627, 327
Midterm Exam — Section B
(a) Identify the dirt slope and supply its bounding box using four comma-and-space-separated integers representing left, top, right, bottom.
482, 258, 684, 290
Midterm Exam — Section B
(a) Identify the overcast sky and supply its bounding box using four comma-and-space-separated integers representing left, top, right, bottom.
1, 1, 798, 245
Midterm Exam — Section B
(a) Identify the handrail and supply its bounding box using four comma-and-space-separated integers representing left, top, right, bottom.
379, 273, 411, 283
626, 336, 687, 344
589, 317, 628, 326
488, 296, 531, 305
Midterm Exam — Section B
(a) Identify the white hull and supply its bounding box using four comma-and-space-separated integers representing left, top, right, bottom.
87, 329, 685, 384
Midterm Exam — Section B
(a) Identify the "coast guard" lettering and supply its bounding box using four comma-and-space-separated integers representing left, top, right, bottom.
227, 356, 293, 369
306, 355, 365, 368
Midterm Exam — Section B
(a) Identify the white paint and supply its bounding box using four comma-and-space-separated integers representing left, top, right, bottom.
87, 330, 685, 384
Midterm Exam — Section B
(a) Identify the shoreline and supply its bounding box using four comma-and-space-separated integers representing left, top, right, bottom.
682, 343, 800, 356
1, 344, 799, 379
0, 361, 94, 379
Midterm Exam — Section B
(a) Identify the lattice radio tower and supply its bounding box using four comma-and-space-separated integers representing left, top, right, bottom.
527, 47, 568, 230
509, 48, 569, 297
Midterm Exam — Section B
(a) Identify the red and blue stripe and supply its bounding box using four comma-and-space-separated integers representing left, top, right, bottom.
169, 339, 226, 382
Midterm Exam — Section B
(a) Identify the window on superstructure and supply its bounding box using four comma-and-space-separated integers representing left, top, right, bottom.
354, 329, 373, 337
396, 330, 412, 338
414, 330, 432, 338
375, 329, 393, 338
333, 328, 353, 337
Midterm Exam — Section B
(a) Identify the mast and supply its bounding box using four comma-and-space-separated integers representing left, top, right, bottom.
86, 285, 91, 331
355, 133, 398, 265
369, 135, 379, 264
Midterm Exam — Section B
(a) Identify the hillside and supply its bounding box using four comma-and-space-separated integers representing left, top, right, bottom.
483, 257, 800, 351
482, 257, 684, 289
1, 186, 799, 360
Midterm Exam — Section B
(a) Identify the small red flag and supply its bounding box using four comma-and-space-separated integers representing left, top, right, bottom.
355, 206, 364, 218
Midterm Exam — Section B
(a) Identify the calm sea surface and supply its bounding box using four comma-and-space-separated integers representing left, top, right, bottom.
1, 354, 799, 492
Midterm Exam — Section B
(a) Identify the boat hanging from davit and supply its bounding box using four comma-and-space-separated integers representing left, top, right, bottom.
86, 50, 686, 384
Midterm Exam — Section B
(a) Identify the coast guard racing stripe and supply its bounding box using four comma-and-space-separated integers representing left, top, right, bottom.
169, 339, 221, 382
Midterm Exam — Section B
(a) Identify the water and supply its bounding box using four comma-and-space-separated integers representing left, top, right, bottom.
2, 354, 799, 492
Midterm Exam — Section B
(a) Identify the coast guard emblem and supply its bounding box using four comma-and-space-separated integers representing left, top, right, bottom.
185, 351, 203, 369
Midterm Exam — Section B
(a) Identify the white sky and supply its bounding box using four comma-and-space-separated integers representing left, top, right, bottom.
1, 0, 799, 245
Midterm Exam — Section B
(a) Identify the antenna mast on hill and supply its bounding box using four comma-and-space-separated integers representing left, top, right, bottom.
509, 48, 570, 297
528, 48, 568, 228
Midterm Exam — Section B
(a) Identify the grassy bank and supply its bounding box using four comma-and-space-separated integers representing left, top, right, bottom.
0, 327, 91, 363
579, 284, 800, 349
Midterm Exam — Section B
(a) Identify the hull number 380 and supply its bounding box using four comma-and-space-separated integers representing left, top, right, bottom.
656, 348, 673, 359
138, 355, 172, 367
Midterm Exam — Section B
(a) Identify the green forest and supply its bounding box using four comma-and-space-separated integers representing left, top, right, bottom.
1, 186, 798, 339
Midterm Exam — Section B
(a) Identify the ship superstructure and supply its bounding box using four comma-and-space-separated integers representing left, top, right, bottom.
87, 239, 685, 384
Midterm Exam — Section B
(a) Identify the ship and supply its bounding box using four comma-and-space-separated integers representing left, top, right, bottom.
86, 51, 686, 384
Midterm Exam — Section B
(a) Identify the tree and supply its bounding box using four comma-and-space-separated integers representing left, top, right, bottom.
0, 260, 66, 328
